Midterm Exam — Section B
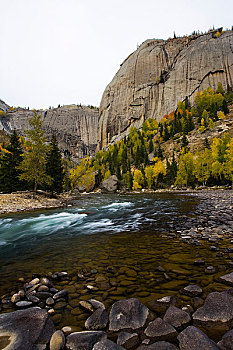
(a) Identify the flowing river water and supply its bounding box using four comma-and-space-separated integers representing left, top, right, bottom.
0, 193, 232, 330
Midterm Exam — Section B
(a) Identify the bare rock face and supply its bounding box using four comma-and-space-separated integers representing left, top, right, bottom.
98, 30, 233, 149
0, 104, 99, 161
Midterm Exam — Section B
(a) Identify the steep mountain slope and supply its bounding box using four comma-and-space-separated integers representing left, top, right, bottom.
0, 104, 99, 160
98, 30, 233, 149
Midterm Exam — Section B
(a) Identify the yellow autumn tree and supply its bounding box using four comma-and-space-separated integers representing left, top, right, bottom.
194, 149, 212, 185
224, 138, 233, 187
70, 157, 95, 192
132, 169, 144, 190
175, 151, 195, 187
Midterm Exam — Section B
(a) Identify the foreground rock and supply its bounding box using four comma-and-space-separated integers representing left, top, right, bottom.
193, 289, 233, 337
144, 317, 178, 342
163, 306, 191, 330
178, 326, 219, 349
93, 339, 125, 349
0, 307, 55, 350
219, 272, 233, 286
218, 329, 233, 349
137, 342, 178, 350
117, 332, 139, 349
50, 330, 65, 350
109, 298, 149, 331
85, 307, 109, 330
100, 175, 118, 193
66, 331, 106, 350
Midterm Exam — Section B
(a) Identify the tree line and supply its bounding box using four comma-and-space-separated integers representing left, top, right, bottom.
0, 112, 64, 196
0, 83, 232, 194
70, 83, 233, 191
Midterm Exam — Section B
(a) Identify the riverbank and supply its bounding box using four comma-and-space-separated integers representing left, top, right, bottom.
0, 187, 231, 216
0, 191, 76, 215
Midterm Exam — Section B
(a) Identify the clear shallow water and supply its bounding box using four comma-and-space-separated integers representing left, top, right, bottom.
0, 193, 232, 331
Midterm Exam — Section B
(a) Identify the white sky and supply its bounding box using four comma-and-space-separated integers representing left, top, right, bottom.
0, 0, 233, 109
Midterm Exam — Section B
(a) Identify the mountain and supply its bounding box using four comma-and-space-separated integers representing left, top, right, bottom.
0, 104, 99, 161
98, 29, 233, 149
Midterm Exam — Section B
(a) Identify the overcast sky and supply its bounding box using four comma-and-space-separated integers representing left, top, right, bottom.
0, 0, 233, 109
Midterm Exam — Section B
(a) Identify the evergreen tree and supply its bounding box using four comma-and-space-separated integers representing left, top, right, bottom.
203, 137, 210, 150
149, 136, 154, 153
157, 143, 163, 159
46, 134, 64, 193
0, 130, 24, 193
222, 99, 229, 114
181, 134, 189, 150
18, 111, 51, 196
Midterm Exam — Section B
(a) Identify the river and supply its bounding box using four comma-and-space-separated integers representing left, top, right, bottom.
0, 193, 231, 330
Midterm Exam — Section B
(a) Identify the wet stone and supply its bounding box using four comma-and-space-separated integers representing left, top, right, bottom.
46, 297, 55, 306
53, 289, 68, 300
38, 285, 49, 292
11, 293, 20, 303
219, 272, 233, 286
27, 295, 40, 304
182, 285, 203, 297
147, 296, 176, 314
205, 266, 216, 274
50, 330, 65, 350
16, 301, 32, 308
36, 292, 53, 299
192, 258, 205, 266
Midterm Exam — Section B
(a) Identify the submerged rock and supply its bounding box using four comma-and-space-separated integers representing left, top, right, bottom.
182, 285, 203, 297
219, 272, 233, 286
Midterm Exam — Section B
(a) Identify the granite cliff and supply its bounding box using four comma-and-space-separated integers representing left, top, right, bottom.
98, 30, 233, 149
0, 103, 99, 161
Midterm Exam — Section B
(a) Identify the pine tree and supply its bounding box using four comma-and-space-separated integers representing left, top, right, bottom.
46, 134, 64, 193
203, 137, 210, 150
222, 99, 229, 114
18, 111, 51, 196
0, 130, 24, 193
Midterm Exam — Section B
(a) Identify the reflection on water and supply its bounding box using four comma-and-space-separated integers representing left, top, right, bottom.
0, 193, 232, 331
